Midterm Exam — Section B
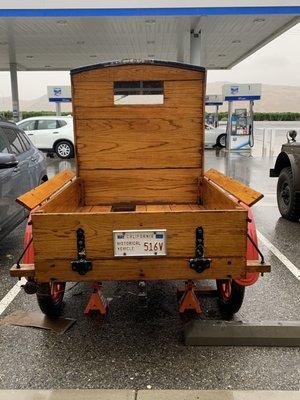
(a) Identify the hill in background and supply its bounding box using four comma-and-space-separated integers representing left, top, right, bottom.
1, 82, 300, 113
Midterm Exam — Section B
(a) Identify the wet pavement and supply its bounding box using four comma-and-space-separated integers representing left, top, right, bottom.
0, 126, 299, 390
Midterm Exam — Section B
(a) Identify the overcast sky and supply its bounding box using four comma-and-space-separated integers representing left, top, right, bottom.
0, 23, 299, 100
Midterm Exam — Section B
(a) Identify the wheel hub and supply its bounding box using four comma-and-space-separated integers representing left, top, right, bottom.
58, 143, 71, 157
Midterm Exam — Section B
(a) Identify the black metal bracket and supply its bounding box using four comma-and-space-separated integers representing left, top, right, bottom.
189, 227, 211, 274
71, 228, 92, 276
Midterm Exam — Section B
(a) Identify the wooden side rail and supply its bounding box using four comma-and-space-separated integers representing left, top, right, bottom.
10, 264, 35, 278
246, 261, 271, 273
204, 168, 263, 207
17, 170, 76, 210
9, 261, 270, 279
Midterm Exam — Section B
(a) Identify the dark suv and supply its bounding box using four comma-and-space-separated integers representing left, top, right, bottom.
270, 130, 300, 221
0, 119, 47, 241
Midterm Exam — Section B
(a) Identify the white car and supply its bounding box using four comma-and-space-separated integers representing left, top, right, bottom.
17, 116, 74, 159
205, 123, 227, 148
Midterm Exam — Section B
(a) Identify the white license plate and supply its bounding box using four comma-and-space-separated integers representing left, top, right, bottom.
113, 229, 167, 257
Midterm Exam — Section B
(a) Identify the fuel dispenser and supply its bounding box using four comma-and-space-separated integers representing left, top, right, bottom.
222, 84, 262, 150
205, 94, 223, 128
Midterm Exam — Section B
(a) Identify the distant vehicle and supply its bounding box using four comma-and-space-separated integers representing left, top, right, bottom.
205, 123, 227, 148
17, 116, 74, 159
0, 120, 47, 241
270, 130, 300, 221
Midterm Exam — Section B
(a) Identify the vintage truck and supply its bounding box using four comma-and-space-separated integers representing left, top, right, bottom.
11, 61, 270, 319
270, 130, 300, 221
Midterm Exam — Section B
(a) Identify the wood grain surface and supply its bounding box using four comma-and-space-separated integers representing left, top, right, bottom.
80, 168, 201, 205
32, 209, 247, 263
205, 169, 264, 207
17, 170, 75, 210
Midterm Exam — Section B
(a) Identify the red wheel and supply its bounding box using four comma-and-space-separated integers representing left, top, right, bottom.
36, 282, 66, 318
216, 279, 245, 318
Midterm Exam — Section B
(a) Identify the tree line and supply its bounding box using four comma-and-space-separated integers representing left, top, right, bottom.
217, 112, 300, 121
1, 110, 300, 121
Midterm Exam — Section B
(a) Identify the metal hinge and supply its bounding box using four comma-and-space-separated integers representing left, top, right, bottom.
71, 228, 92, 276
189, 227, 211, 273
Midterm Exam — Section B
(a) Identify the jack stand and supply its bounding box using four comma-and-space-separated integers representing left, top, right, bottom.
178, 280, 202, 315
85, 282, 107, 315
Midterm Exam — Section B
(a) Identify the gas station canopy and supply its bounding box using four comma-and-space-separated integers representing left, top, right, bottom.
0, 1, 300, 71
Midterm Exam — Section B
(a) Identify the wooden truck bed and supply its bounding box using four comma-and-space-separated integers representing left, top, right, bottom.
11, 61, 269, 285
12, 168, 269, 283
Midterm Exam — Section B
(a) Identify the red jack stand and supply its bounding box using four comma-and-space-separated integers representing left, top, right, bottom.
178, 280, 202, 315
85, 282, 107, 315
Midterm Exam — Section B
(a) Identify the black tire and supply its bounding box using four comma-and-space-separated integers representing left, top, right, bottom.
54, 141, 74, 159
36, 282, 66, 318
216, 133, 227, 148
277, 167, 300, 221
216, 279, 245, 318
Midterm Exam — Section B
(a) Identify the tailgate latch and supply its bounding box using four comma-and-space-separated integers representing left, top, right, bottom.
189, 227, 211, 274
71, 228, 93, 275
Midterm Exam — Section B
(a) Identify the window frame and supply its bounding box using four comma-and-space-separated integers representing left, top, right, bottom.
18, 119, 37, 131
37, 119, 60, 130
113, 80, 164, 105
0, 127, 11, 154
2, 126, 25, 155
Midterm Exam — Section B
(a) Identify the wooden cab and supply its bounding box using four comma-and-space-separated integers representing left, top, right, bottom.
14, 61, 267, 283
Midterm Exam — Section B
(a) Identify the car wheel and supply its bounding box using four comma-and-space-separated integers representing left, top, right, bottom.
36, 282, 66, 318
55, 141, 74, 159
216, 133, 227, 148
216, 279, 245, 319
277, 167, 300, 221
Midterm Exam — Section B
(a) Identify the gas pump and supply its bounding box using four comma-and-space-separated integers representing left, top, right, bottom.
205, 95, 223, 128
222, 84, 261, 151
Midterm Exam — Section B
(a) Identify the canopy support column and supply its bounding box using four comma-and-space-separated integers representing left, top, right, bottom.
10, 63, 20, 122
190, 31, 201, 66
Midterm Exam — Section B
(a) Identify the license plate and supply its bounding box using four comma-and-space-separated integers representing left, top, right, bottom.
113, 229, 167, 257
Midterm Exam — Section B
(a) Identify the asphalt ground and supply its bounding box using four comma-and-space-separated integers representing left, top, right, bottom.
0, 127, 299, 390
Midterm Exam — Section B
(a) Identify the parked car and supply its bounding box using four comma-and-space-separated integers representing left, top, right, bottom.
205, 123, 227, 147
0, 120, 47, 241
17, 116, 74, 159
270, 130, 300, 221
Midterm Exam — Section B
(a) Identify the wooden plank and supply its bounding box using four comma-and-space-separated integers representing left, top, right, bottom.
32, 209, 247, 264
136, 205, 147, 212
76, 118, 202, 169
146, 205, 171, 212
164, 80, 204, 108
90, 206, 111, 213
40, 179, 82, 213
204, 169, 264, 207
10, 264, 35, 278
74, 105, 202, 120
170, 204, 193, 212
80, 168, 201, 205
72, 64, 204, 83
72, 81, 113, 107
34, 257, 246, 282
10, 260, 270, 281
202, 177, 240, 210
246, 261, 271, 273
17, 170, 75, 210
189, 204, 205, 211
73, 80, 204, 109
